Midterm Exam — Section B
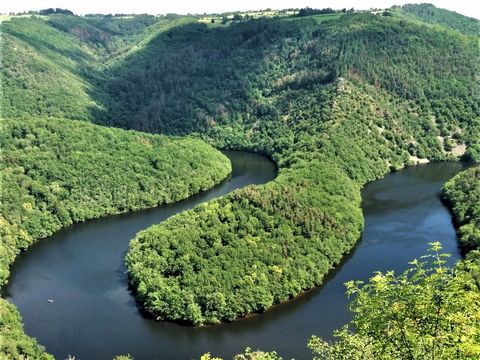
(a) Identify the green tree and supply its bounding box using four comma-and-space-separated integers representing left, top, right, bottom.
201, 348, 282, 360
308, 243, 480, 359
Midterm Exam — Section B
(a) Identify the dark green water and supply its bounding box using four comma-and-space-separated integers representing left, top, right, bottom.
2, 154, 468, 360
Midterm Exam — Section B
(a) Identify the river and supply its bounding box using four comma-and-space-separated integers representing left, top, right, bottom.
2, 153, 468, 360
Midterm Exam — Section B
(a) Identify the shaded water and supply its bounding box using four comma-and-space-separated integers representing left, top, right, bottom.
2, 157, 467, 360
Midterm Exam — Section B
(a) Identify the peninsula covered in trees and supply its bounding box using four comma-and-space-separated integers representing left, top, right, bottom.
120, 5, 478, 325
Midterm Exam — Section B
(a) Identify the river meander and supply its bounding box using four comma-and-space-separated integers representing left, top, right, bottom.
2, 154, 467, 359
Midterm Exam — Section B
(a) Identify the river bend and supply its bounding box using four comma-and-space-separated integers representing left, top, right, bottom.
2, 154, 467, 359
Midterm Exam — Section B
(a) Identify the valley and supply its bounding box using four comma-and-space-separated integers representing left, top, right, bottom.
0, 3, 479, 359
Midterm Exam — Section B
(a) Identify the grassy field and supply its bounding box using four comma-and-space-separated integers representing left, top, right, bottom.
198, 9, 297, 26
0, 14, 48, 23
310, 13, 343, 22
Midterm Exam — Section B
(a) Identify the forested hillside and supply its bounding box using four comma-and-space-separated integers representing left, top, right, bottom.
123, 10, 479, 324
1, 16, 100, 119
397, 3, 480, 35
443, 166, 480, 252
1, 3, 479, 358
95, 12, 479, 160
0, 117, 231, 285
0, 118, 230, 357
0, 14, 185, 120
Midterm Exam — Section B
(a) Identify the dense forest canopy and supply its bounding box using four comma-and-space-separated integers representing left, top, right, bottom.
443, 166, 480, 252
0, 3, 479, 359
396, 3, 480, 35
0, 118, 231, 285
119, 7, 479, 325
0, 118, 230, 357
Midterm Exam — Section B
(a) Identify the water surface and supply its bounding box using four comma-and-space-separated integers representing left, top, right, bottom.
2, 159, 467, 359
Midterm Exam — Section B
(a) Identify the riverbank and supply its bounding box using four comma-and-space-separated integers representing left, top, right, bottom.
3, 160, 467, 359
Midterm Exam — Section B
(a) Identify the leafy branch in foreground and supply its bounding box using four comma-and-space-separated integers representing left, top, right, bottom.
308, 243, 480, 359
201, 348, 283, 360
114, 246, 480, 360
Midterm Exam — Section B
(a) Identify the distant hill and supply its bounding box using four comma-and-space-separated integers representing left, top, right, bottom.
397, 3, 479, 35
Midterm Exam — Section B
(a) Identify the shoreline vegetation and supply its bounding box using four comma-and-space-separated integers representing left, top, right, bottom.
0, 3, 479, 359
443, 166, 480, 253
0, 118, 231, 359
0, 118, 232, 286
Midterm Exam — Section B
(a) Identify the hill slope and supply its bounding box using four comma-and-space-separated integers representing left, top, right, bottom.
1, 17, 100, 119
120, 11, 479, 324
0, 117, 231, 284
0, 118, 231, 358
397, 3, 479, 35
443, 166, 480, 252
